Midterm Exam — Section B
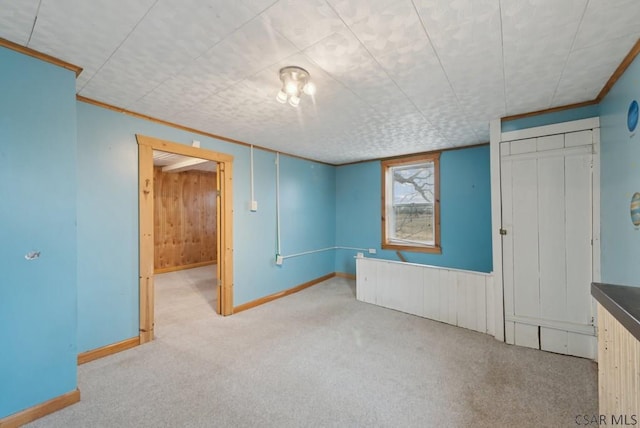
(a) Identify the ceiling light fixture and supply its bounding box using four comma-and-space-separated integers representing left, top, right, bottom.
276, 66, 315, 107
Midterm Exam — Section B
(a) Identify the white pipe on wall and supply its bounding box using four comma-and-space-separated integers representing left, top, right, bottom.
275, 153, 281, 259
250, 145, 255, 204
281, 246, 370, 259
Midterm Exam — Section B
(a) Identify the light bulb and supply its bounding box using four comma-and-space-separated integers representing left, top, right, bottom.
285, 80, 298, 95
276, 90, 287, 104
288, 95, 300, 107
303, 81, 316, 96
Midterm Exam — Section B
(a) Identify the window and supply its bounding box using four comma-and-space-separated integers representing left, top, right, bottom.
382, 153, 441, 253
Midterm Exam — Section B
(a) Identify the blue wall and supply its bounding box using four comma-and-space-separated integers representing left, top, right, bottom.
0, 48, 78, 417
599, 54, 640, 287
76, 102, 336, 352
501, 104, 600, 133
335, 145, 493, 274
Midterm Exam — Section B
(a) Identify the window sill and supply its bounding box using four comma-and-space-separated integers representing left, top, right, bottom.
382, 243, 442, 254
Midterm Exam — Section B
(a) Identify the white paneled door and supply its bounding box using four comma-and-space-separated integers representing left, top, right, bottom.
501, 130, 597, 359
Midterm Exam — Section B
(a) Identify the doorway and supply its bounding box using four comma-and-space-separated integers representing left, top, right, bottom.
153, 150, 218, 334
137, 134, 234, 344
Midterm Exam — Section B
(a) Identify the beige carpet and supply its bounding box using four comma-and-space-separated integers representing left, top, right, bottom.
27, 267, 597, 427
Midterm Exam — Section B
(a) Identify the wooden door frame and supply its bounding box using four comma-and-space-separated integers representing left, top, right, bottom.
489, 117, 601, 344
137, 134, 234, 344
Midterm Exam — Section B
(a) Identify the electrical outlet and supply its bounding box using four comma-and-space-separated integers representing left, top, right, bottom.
368, 248, 376, 254
250, 200, 258, 211
356, 252, 364, 258
276, 255, 283, 265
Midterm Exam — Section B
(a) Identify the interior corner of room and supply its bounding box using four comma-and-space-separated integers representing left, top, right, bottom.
2, 2, 640, 426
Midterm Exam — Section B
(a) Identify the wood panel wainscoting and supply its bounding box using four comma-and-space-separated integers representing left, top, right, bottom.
0, 389, 80, 428
154, 167, 216, 273
356, 258, 495, 337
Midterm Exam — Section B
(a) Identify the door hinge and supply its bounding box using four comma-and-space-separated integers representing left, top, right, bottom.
499, 228, 507, 236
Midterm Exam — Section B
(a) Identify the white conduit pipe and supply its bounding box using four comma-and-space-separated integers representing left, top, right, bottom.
281, 246, 370, 259
275, 152, 281, 257
250, 145, 255, 204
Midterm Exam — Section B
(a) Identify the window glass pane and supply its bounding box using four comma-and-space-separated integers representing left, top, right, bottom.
382, 153, 440, 252
392, 203, 434, 243
390, 162, 434, 245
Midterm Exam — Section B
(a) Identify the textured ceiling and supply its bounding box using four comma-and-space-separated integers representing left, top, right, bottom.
1, 0, 639, 164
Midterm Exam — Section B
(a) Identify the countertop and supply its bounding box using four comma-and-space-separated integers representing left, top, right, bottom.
592, 282, 640, 341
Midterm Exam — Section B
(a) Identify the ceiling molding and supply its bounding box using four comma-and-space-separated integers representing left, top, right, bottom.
77, 95, 335, 167
502, 37, 640, 124
596, 37, 640, 102
0, 37, 83, 77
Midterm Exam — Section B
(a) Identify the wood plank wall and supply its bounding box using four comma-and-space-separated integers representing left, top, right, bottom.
597, 303, 640, 418
154, 167, 216, 272
356, 258, 495, 336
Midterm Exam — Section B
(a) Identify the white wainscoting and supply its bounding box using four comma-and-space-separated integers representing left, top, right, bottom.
356, 258, 495, 336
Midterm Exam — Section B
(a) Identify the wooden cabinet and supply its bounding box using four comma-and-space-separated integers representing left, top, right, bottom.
592, 283, 640, 417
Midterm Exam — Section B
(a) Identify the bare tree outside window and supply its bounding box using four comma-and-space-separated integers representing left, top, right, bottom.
392, 163, 434, 244
382, 153, 441, 253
